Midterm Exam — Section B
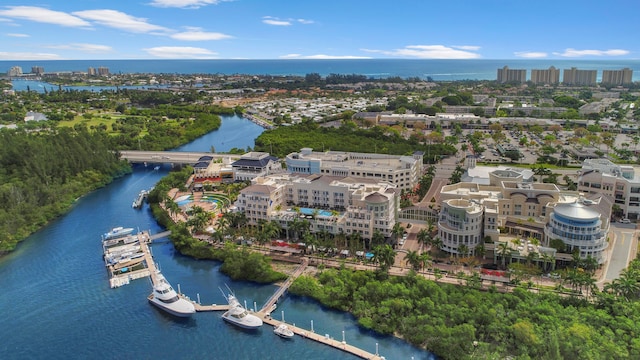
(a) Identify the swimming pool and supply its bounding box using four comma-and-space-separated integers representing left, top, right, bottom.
299, 207, 333, 217
175, 195, 220, 207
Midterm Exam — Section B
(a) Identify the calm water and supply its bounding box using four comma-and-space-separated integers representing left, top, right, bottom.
4, 59, 640, 81
0, 115, 432, 360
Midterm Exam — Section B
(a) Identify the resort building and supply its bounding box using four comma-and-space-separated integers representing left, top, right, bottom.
563, 67, 597, 86
438, 165, 611, 264
234, 173, 400, 240
231, 152, 282, 182
530, 66, 560, 85
438, 199, 484, 255
578, 158, 640, 220
284, 148, 423, 191
31, 66, 44, 75
192, 156, 235, 185
544, 201, 609, 263
7, 66, 22, 77
497, 66, 527, 84
601, 68, 633, 86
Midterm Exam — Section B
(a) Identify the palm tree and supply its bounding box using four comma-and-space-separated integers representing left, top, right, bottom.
405, 250, 421, 271
186, 205, 211, 234
497, 242, 511, 269
164, 198, 181, 220
372, 244, 396, 272
458, 244, 469, 258
419, 252, 432, 274
371, 230, 385, 249
417, 228, 431, 252
392, 222, 405, 245
349, 232, 363, 253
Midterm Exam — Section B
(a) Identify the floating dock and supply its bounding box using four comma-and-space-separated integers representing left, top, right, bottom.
102, 230, 152, 288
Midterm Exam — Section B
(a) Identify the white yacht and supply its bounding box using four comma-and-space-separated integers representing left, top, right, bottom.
220, 289, 263, 329
273, 324, 294, 339
103, 227, 134, 240
148, 272, 195, 318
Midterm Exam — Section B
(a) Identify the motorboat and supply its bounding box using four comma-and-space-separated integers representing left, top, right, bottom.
132, 190, 148, 209
103, 227, 134, 240
273, 324, 294, 339
220, 288, 263, 329
147, 272, 195, 318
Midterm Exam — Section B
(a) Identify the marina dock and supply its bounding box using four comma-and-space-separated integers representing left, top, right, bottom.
103, 230, 161, 288
103, 229, 385, 358
261, 316, 384, 360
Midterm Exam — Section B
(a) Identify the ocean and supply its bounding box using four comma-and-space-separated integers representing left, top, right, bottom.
3, 59, 640, 82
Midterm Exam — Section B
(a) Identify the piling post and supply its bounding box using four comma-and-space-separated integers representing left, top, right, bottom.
197, 293, 201, 304
281, 310, 285, 323
311, 320, 314, 333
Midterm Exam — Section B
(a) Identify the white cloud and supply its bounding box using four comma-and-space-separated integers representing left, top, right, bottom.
0, 6, 90, 27
362, 45, 481, 59
171, 28, 232, 41
515, 51, 548, 58
0, 51, 61, 60
6, 33, 29, 37
148, 0, 223, 9
263, 18, 291, 26
553, 48, 629, 57
144, 46, 217, 58
73, 9, 170, 34
262, 16, 314, 26
46, 43, 113, 53
452, 45, 480, 51
279, 54, 371, 60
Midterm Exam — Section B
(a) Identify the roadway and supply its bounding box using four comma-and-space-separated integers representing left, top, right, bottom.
601, 224, 638, 285
119, 150, 241, 164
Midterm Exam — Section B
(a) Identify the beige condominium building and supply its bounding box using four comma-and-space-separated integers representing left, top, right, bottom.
497, 66, 527, 83
601, 68, 633, 86
563, 67, 597, 86
234, 173, 400, 241
530, 66, 560, 85
285, 148, 423, 191
439, 165, 611, 263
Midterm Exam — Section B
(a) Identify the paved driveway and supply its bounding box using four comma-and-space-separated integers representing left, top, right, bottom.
602, 225, 637, 283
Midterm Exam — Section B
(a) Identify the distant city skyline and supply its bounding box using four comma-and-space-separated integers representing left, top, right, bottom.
1, 1, 639, 61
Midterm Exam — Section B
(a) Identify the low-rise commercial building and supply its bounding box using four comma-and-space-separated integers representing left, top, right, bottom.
285, 148, 423, 191
578, 158, 640, 220
438, 166, 611, 264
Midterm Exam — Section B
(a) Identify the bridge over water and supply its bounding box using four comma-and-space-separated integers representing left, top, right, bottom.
119, 150, 242, 165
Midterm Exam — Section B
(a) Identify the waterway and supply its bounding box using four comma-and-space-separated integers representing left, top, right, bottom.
0, 114, 433, 359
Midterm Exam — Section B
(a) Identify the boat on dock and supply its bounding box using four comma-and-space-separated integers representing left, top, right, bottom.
220, 288, 263, 329
103, 226, 134, 240
273, 324, 294, 339
132, 190, 148, 209
148, 271, 195, 318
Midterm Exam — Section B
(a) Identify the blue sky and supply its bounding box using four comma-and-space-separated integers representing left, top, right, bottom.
0, 0, 638, 60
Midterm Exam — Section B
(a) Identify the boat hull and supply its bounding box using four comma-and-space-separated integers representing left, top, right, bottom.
274, 325, 294, 339
222, 315, 262, 329
148, 296, 195, 318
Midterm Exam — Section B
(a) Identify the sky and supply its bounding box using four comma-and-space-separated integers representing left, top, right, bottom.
0, 0, 639, 60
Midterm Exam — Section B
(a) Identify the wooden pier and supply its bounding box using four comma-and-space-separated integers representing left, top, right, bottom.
261, 316, 384, 360
259, 257, 308, 315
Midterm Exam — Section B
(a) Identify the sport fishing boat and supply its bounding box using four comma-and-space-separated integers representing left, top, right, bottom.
147, 271, 195, 317
220, 288, 263, 329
